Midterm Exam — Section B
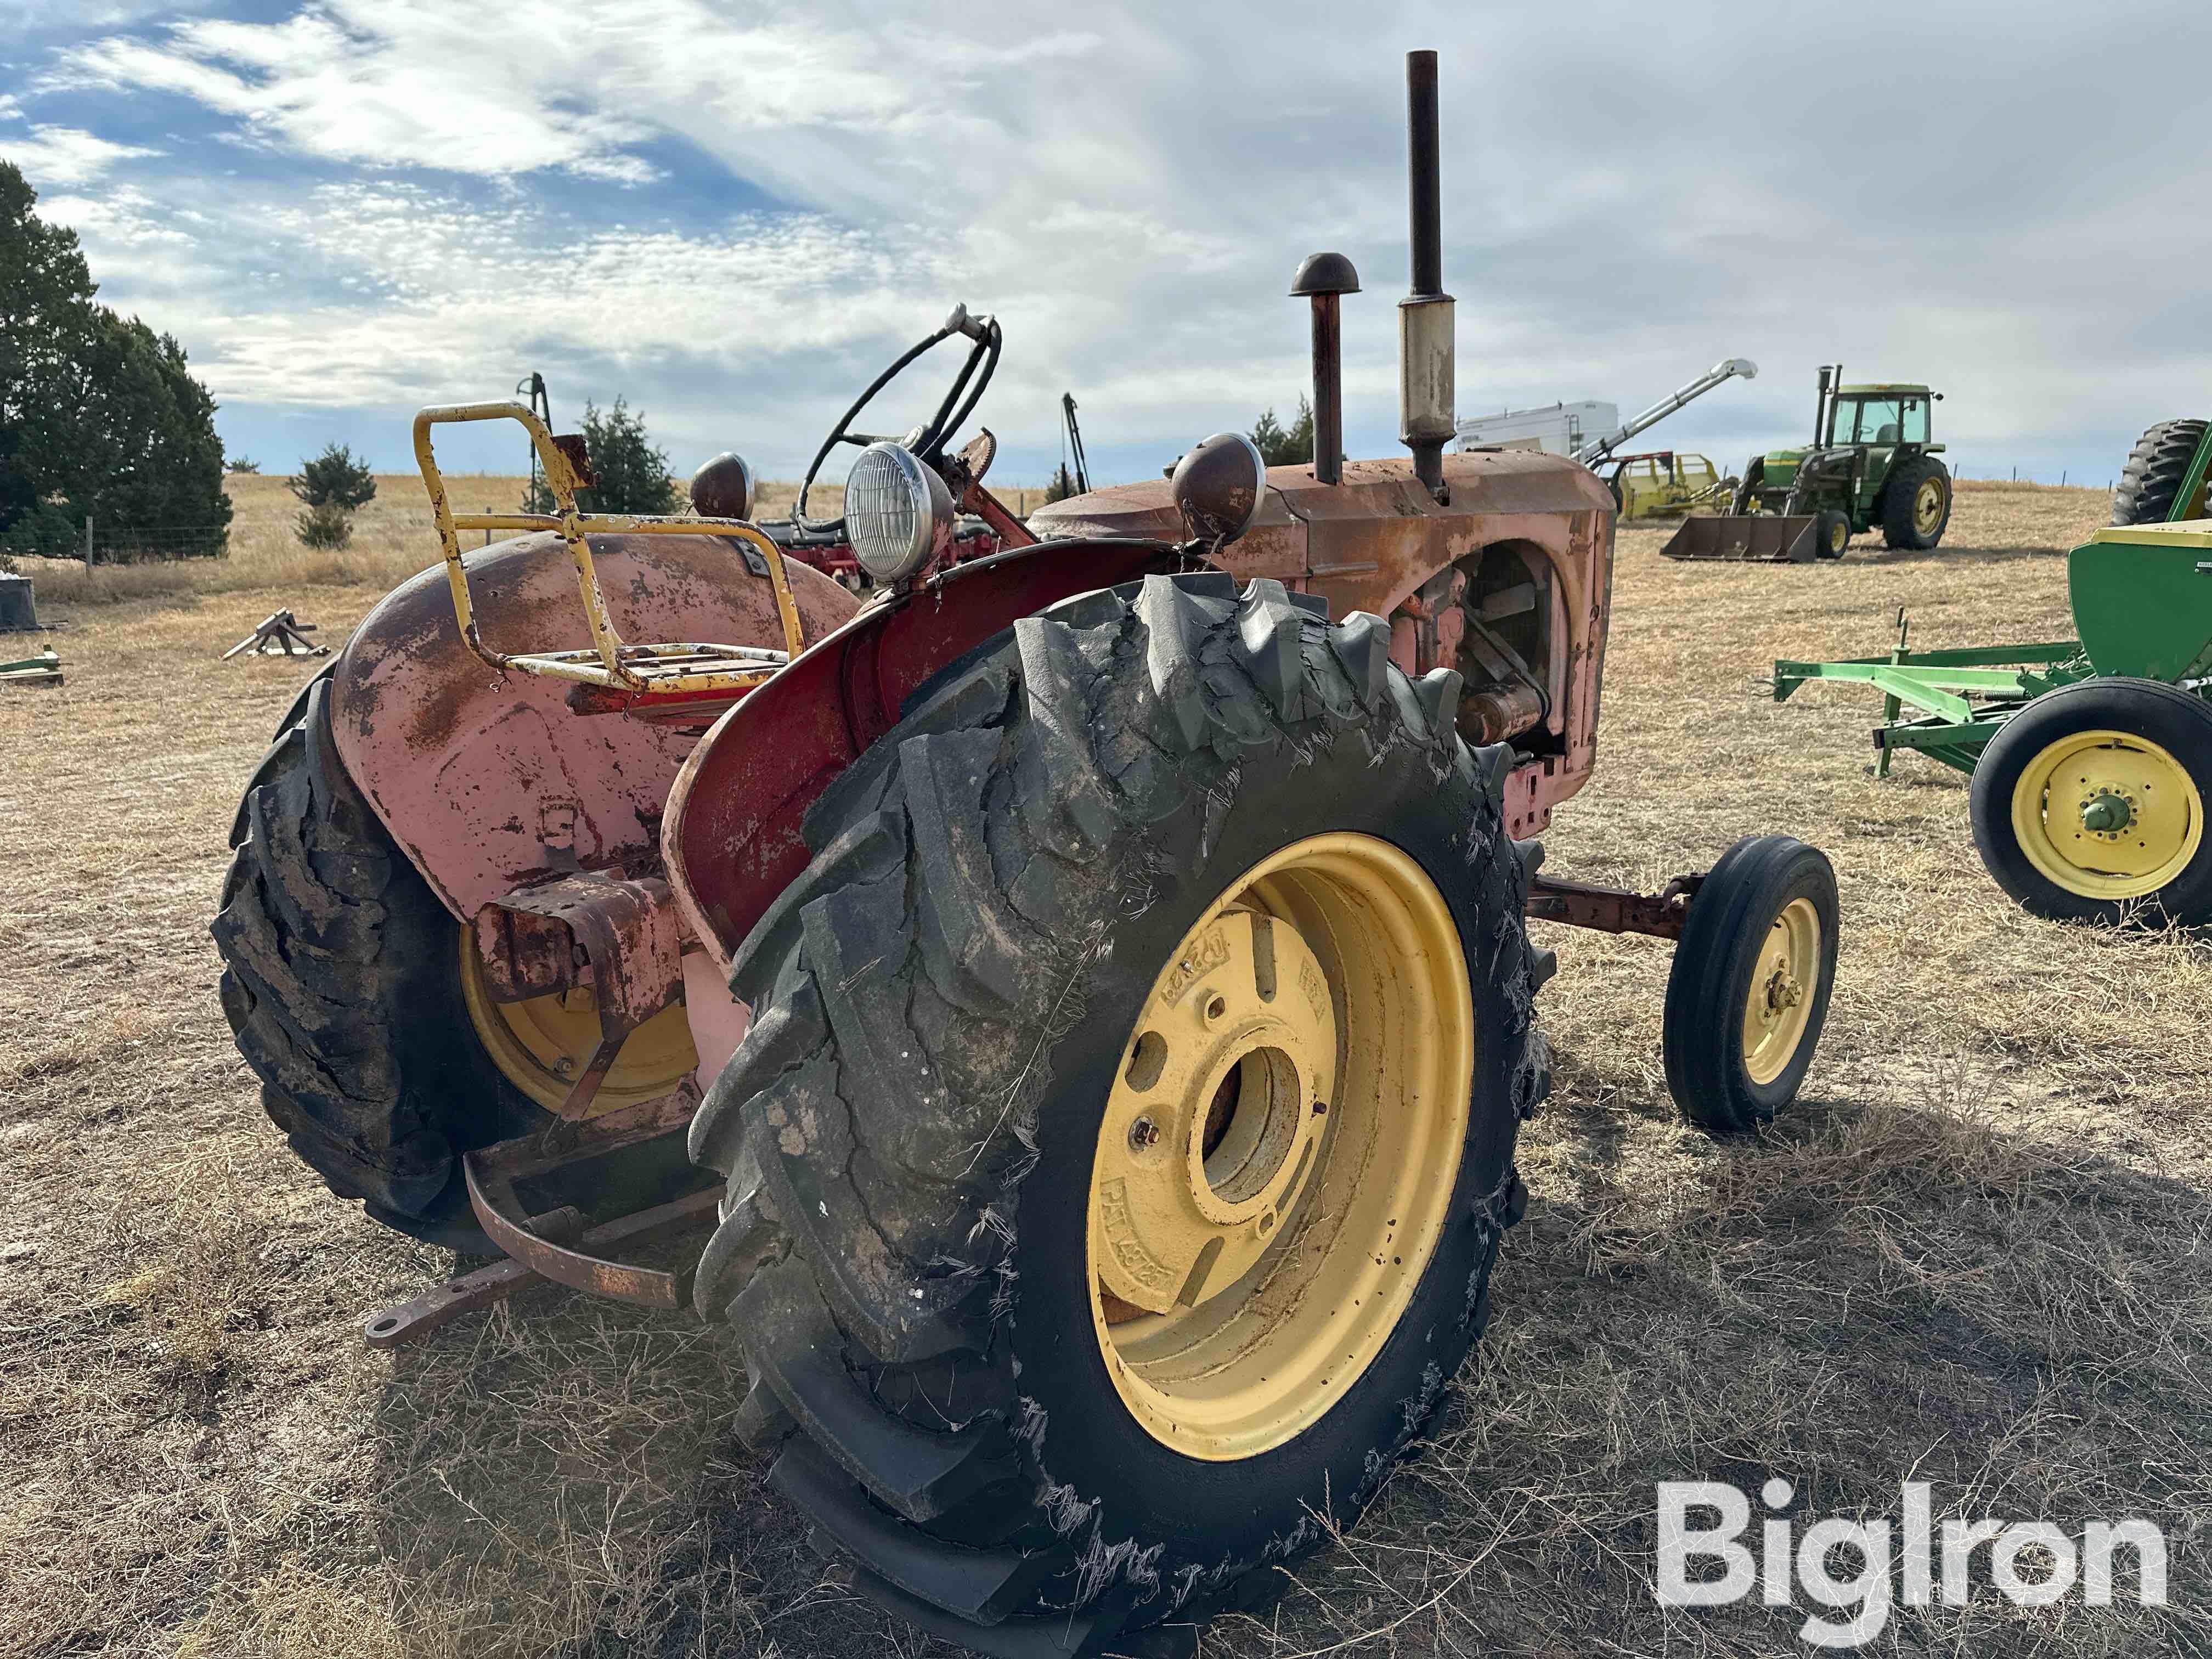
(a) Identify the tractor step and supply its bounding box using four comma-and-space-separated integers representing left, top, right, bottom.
1660, 515, 1816, 562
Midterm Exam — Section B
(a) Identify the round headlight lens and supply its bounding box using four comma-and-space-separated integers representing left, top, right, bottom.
845, 443, 952, 584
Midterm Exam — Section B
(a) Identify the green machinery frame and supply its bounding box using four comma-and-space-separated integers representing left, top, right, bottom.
1774, 421, 2212, 774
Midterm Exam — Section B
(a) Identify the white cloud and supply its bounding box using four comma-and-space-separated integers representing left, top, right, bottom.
0, 123, 159, 188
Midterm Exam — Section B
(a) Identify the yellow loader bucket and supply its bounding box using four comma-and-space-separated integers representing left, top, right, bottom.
1658, 515, 1818, 562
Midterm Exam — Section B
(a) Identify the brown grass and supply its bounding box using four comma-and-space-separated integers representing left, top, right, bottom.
2, 481, 2207, 1656
11, 471, 1061, 608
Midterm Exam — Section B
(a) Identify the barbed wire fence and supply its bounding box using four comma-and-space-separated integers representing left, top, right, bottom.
78, 519, 230, 565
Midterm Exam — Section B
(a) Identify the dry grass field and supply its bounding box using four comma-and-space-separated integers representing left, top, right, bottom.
3, 475, 2208, 1657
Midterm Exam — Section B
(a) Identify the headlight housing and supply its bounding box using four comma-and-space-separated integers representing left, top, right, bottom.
846, 443, 953, 585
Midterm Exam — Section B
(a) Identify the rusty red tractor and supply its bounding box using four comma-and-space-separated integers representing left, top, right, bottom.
213, 53, 1839, 1658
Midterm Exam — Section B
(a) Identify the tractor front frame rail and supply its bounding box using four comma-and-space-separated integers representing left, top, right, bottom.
414, 402, 807, 699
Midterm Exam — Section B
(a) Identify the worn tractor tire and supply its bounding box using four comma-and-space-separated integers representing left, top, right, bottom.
212, 678, 547, 1248
688, 572, 1550, 1655
1880, 456, 1951, 550
1813, 507, 1853, 560
1970, 678, 2212, 927
2112, 419, 2210, 526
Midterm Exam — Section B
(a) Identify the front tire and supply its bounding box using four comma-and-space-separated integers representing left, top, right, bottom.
687, 574, 1550, 1649
1970, 679, 2212, 925
1663, 837, 1839, 1132
1814, 507, 1853, 560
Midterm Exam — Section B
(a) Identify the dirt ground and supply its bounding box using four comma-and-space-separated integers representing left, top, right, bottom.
3, 480, 2208, 1657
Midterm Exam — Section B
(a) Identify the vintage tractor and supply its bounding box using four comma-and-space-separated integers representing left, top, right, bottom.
213, 54, 1842, 1657
1774, 416, 2212, 926
1662, 367, 1953, 562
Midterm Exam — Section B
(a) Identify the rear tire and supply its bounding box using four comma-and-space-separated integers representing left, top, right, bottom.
1663, 837, 1839, 1133
687, 573, 1550, 1650
2112, 419, 2210, 526
212, 680, 548, 1248
1970, 678, 2212, 926
1880, 457, 1951, 550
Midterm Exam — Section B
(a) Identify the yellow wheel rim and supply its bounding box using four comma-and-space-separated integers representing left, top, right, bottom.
1741, 897, 1820, 1087
1827, 517, 1848, 555
1087, 833, 1472, 1462
459, 930, 699, 1114
2010, 729, 2204, 900
1914, 476, 1946, 536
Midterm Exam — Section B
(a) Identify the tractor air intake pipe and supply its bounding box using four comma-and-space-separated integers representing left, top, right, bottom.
1401, 49, 1454, 503
1814, 365, 1833, 448
1291, 252, 1359, 484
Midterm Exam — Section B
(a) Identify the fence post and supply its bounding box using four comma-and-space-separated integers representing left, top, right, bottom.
84, 516, 94, 567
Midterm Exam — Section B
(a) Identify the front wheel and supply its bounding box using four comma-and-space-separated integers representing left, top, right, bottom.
687, 574, 1550, 1650
1663, 836, 1840, 1133
1814, 507, 1853, 560
1970, 679, 2212, 925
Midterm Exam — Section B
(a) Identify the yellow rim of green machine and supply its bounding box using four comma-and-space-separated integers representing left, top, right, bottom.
1741, 897, 1821, 1086
1825, 516, 1849, 556
1087, 833, 1473, 1462
1914, 475, 1947, 537
2010, 729, 2204, 900
459, 930, 699, 1114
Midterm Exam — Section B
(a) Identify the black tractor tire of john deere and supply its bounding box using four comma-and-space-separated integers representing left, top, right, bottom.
1662, 836, 1839, 1134
1814, 507, 1853, 560
1880, 456, 1952, 550
1969, 678, 2212, 927
2112, 419, 2210, 526
687, 573, 1551, 1655
212, 678, 548, 1249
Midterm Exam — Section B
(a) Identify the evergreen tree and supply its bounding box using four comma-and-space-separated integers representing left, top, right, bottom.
522, 397, 677, 516
1250, 396, 1315, 467
0, 162, 232, 556
290, 442, 376, 548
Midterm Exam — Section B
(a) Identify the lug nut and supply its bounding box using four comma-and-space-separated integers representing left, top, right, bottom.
1129, 1117, 1161, 1149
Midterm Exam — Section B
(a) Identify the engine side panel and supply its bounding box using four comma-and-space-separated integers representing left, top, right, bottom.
327, 532, 859, 922
1031, 449, 1614, 838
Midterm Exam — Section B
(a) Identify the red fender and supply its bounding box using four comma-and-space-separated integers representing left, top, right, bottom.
666, 539, 1184, 974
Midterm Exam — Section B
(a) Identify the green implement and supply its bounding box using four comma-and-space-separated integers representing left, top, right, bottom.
1776, 416, 2212, 924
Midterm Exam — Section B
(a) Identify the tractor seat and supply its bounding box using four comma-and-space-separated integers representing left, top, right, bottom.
1874, 424, 1900, 444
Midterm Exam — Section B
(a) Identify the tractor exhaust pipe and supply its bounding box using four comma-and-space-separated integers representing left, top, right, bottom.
1400, 49, 1454, 503
1814, 365, 1833, 448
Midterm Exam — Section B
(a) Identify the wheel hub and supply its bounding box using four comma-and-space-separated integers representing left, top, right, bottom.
1915, 477, 1944, 535
1740, 898, 1820, 1086
2012, 730, 2203, 896
1095, 909, 1335, 1316
1087, 833, 1475, 1462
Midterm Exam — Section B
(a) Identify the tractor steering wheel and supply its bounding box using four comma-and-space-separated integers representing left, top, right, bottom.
795, 304, 1002, 527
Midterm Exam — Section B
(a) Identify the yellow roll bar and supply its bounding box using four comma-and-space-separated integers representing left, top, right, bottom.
413, 401, 805, 696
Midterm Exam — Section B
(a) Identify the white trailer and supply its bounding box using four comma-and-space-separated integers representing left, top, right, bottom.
1454, 400, 1618, 457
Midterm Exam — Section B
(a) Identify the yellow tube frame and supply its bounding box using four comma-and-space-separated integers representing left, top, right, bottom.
413, 402, 805, 695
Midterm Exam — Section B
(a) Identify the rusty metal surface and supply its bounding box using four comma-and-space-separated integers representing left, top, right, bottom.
1524, 872, 1702, 940
665, 537, 1188, 974
1029, 449, 1614, 839
464, 1111, 721, 1310
328, 531, 856, 925
362, 1254, 539, 1348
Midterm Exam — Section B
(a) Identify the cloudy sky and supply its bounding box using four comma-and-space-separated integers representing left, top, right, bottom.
5, 0, 2210, 489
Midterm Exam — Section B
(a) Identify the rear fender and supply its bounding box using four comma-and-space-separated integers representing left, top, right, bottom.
666, 538, 1185, 974
320, 532, 858, 924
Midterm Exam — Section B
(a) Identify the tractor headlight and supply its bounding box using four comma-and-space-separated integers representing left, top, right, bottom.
845, 443, 953, 585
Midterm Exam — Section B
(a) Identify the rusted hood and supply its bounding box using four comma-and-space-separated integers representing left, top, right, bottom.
1029, 449, 1611, 619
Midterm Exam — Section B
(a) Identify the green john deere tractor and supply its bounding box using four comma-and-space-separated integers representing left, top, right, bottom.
1775, 417, 2212, 925
1661, 366, 1953, 562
